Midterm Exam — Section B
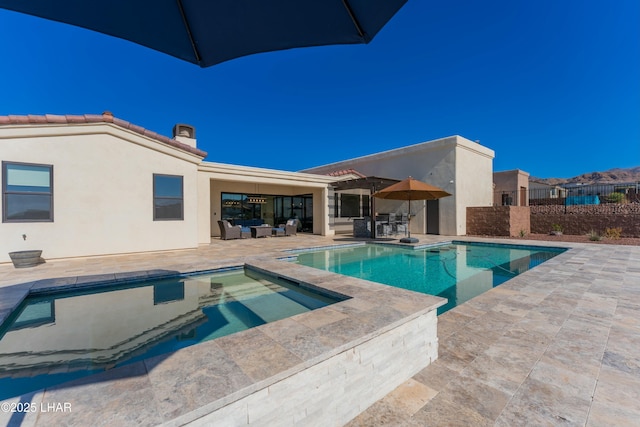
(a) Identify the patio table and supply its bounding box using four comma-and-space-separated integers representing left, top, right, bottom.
250, 226, 272, 238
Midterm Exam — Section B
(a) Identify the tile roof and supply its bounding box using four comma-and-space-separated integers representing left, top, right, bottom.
0, 112, 207, 158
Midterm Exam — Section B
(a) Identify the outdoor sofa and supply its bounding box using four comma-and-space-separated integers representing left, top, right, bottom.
273, 218, 299, 237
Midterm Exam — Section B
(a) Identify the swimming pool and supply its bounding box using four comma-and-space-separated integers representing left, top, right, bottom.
295, 241, 565, 314
0, 267, 344, 400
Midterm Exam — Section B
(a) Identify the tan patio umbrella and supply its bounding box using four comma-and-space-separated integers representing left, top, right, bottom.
373, 177, 451, 243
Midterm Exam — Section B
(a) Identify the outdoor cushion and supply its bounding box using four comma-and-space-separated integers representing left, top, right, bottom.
218, 220, 242, 240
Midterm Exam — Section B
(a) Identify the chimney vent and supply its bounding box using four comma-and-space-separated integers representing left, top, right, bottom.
172, 124, 196, 148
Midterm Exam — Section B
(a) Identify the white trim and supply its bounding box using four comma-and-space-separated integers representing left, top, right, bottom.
199, 161, 337, 186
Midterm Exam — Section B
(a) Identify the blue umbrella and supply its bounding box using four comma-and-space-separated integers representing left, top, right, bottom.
0, 0, 409, 67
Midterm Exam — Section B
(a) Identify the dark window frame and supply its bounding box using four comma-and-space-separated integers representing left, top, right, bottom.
153, 174, 184, 221
340, 193, 361, 217
2, 161, 54, 223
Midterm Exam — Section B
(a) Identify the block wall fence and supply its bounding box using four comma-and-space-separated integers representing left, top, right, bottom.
530, 205, 640, 237
466, 206, 530, 237
467, 205, 640, 238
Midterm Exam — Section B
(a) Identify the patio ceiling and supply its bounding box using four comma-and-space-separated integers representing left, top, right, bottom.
330, 176, 400, 192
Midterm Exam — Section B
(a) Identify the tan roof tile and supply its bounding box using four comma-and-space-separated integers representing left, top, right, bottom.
83, 114, 105, 123
44, 114, 67, 123
8, 115, 30, 124
27, 115, 49, 124
65, 114, 87, 123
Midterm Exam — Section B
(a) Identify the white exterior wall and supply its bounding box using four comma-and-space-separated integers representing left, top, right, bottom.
0, 124, 202, 263
303, 136, 494, 236
453, 139, 495, 234
196, 172, 212, 245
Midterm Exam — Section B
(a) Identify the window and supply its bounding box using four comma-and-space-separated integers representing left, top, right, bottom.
153, 174, 183, 220
340, 194, 360, 217
2, 162, 53, 222
221, 192, 263, 221
221, 193, 244, 220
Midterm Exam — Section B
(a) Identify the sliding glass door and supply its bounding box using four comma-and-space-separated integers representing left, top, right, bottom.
222, 193, 313, 232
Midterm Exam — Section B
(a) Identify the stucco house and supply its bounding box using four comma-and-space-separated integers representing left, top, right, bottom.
302, 136, 495, 236
0, 113, 336, 263
1, 114, 495, 263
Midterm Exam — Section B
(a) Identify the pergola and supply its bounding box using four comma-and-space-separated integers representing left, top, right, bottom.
331, 176, 400, 239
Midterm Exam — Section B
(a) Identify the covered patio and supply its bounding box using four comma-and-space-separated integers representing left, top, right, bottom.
197, 162, 338, 241
331, 175, 405, 239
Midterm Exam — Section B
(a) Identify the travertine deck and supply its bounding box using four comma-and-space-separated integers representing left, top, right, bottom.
1, 234, 639, 426
0, 235, 444, 426
349, 237, 640, 426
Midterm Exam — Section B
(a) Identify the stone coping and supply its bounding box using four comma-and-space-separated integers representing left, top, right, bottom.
0, 253, 445, 426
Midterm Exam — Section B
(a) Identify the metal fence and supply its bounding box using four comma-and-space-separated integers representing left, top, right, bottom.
494, 182, 640, 207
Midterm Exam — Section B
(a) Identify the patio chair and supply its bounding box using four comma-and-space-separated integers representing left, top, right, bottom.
375, 214, 391, 237
218, 220, 246, 240
396, 213, 408, 236
388, 213, 397, 235
274, 218, 298, 236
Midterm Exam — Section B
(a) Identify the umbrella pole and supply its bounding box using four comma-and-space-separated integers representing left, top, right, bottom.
370, 191, 376, 239
400, 199, 418, 244
407, 200, 411, 239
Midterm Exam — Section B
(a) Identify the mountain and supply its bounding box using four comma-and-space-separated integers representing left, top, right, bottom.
531, 166, 640, 186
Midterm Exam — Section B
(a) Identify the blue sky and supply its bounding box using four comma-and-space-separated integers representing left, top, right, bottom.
1, 0, 638, 178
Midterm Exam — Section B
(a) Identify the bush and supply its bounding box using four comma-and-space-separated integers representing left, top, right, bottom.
604, 227, 622, 239
587, 230, 602, 241
551, 223, 563, 232
605, 192, 625, 204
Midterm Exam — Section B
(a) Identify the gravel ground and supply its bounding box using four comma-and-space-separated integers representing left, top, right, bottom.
473, 233, 640, 246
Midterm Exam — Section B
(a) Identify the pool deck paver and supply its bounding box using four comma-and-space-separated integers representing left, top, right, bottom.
348, 237, 640, 427
1, 234, 639, 426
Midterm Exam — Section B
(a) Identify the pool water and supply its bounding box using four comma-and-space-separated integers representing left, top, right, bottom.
295, 242, 565, 314
0, 268, 343, 400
